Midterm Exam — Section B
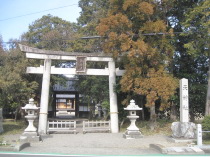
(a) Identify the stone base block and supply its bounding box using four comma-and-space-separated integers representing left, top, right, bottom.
14, 142, 30, 151
20, 131, 41, 142
168, 137, 196, 143
171, 122, 196, 139
123, 130, 143, 139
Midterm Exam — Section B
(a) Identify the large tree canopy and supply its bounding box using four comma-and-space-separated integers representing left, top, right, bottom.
181, 0, 210, 116
22, 14, 79, 52
168, 0, 209, 119
0, 43, 38, 119
97, 0, 178, 120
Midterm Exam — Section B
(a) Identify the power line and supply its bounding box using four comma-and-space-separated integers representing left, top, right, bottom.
0, 4, 78, 22
0, 32, 196, 44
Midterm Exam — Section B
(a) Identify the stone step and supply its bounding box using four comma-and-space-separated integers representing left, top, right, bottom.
164, 147, 204, 155
150, 144, 205, 155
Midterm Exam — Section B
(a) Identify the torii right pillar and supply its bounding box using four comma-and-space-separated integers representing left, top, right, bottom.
108, 61, 119, 133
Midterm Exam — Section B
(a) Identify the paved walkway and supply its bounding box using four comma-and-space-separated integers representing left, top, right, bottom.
20, 133, 187, 155
2, 118, 209, 156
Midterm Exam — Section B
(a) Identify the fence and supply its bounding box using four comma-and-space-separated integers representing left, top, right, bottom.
83, 120, 111, 133
47, 120, 76, 134
197, 124, 210, 147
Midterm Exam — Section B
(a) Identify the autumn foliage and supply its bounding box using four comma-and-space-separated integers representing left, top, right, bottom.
97, 0, 178, 119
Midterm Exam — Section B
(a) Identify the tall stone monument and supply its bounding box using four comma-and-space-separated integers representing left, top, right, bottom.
171, 78, 196, 139
180, 78, 189, 123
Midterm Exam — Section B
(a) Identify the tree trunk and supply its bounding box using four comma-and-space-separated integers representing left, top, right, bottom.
205, 60, 210, 116
190, 111, 195, 122
140, 98, 145, 120
14, 108, 19, 121
149, 105, 157, 131
150, 105, 156, 122
170, 101, 177, 121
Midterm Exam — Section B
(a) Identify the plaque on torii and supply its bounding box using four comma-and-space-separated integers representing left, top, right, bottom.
76, 56, 86, 73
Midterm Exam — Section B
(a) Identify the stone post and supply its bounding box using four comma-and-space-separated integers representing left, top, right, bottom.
197, 124, 202, 147
108, 61, 119, 133
38, 59, 51, 134
180, 78, 189, 122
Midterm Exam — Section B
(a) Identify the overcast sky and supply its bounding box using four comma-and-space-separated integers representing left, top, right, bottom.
0, 0, 81, 43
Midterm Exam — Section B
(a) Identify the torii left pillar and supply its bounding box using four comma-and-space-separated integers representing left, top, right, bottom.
38, 59, 51, 134
109, 61, 119, 133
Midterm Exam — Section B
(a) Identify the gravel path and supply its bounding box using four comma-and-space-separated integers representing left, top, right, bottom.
3, 133, 189, 155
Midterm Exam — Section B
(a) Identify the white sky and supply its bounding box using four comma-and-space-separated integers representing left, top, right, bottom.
0, 0, 81, 42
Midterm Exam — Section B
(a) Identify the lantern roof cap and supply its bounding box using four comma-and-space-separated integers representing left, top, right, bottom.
22, 98, 39, 110
124, 100, 142, 111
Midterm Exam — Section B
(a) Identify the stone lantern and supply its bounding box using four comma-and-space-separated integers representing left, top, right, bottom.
20, 98, 40, 142
123, 100, 143, 139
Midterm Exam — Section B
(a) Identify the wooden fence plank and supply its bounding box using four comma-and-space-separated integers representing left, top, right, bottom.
83, 120, 111, 133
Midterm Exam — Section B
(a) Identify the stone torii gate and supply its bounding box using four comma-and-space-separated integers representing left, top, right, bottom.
19, 44, 125, 134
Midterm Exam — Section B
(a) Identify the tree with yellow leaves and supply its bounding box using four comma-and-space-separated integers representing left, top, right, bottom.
97, 0, 178, 121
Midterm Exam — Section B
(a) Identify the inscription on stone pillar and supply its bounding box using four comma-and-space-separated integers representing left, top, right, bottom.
76, 56, 86, 73
180, 78, 189, 123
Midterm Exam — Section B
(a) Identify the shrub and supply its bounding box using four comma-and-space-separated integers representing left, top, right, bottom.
202, 116, 210, 138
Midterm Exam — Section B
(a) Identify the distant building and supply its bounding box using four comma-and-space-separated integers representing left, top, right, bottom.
51, 78, 90, 118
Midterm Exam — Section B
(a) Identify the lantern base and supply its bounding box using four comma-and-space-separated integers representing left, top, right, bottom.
123, 130, 143, 139
20, 132, 41, 142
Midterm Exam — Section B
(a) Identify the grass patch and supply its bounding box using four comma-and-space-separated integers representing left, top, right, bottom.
203, 134, 210, 144
0, 120, 28, 146
203, 139, 210, 145
120, 119, 173, 136
0, 120, 27, 141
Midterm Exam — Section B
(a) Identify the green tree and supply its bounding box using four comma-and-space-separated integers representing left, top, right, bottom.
75, 75, 109, 118
0, 35, 5, 66
74, 0, 111, 115
77, 0, 110, 52
180, 0, 209, 116
22, 14, 82, 73
78, 0, 109, 26
0, 42, 38, 120
22, 14, 79, 52
168, 0, 208, 120
21, 15, 80, 109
